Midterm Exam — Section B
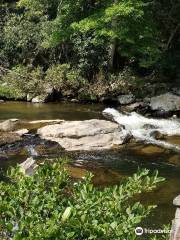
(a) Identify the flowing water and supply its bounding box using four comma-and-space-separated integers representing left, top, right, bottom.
0, 101, 180, 232
103, 108, 180, 152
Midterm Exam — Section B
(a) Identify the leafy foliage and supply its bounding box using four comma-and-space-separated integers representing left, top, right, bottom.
0, 160, 165, 239
71, 0, 161, 68
1, 12, 44, 66
45, 64, 86, 96
0, 0, 179, 100
1, 65, 44, 99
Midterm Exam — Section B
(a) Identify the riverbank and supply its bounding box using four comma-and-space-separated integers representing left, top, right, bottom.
1, 88, 180, 119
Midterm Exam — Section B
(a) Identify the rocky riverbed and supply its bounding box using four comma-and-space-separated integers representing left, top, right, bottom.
0, 101, 180, 229
0, 106, 180, 158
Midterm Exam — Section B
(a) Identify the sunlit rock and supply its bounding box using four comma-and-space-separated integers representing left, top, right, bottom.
117, 94, 135, 105
150, 93, 180, 112
0, 131, 22, 146
15, 129, 29, 136
38, 119, 131, 151
0, 119, 20, 131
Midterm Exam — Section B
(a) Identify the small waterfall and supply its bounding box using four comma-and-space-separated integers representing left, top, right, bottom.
103, 108, 180, 152
26, 145, 38, 157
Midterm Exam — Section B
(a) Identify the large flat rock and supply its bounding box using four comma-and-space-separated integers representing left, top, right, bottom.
37, 119, 130, 151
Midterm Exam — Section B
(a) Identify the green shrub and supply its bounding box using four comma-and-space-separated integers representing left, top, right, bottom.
107, 68, 146, 96
45, 64, 85, 93
0, 160, 165, 240
0, 84, 19, 99
1, 65, 44, 99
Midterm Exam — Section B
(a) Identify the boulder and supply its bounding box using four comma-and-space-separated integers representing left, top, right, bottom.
0, 99, 4, 103
30, 85, 54, 103
38, 119, 131, 151
117, 94, 135, 105
151, 110, 173, 118
150, 93, 180, 112
0, 119, 20, 131
99, 96, 119, 105
70, 99, 79, 103
32, 95, 47, 103
123, 102, 146, 112
0, 131, 22, 146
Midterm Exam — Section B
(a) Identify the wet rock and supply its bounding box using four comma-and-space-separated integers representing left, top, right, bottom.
151, 110, 173, 118
124, 102, 146, 112
38, 119, 131, 151
143, 124, 157, 130
0, 119, 20, 131
150, 93, 180, 112
117, 94, 135, 105
150, 130, 165, 140
0, 99, 4, 103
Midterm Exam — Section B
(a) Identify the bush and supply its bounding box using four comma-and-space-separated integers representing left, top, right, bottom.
45, 64, 86, 95
0, 83, 18, 99
0, 160, 165, 239
107, 68, 146, 97
1, 65, 44, 99
2, 14, 43, 66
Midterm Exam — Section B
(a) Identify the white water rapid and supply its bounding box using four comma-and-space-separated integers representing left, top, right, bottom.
26, 145, 38, 157
103, 108, 180, 153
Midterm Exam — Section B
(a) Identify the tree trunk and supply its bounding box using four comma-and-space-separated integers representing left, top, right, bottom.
108, 0, 118, 70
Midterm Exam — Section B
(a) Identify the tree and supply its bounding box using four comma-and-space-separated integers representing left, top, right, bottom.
18, 0, 162, 70
153, 0, 180, 78
2, 14, 44, 66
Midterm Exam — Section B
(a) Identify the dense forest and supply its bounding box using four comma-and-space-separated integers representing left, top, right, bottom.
0, 0, 180, 101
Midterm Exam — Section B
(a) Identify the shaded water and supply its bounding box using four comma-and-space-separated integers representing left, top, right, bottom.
0, 101, 104, 120
0, 101, 180, 232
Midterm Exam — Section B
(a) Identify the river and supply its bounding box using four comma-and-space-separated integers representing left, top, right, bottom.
0, 101, 180, 232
